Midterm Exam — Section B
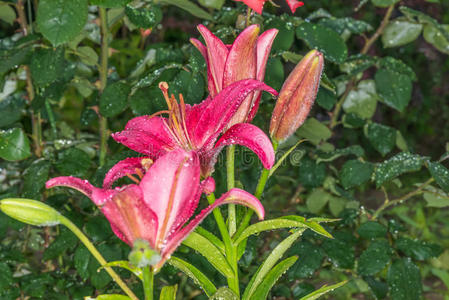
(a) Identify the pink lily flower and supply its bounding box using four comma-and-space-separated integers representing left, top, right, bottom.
46, 149, 264, 269
112, 79, 277, 177
234, 0, 304, 15
190, 24, 278, 127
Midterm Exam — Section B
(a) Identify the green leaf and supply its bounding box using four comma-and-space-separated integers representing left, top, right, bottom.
263, 57, 285, 92
37, 0, 88, 46
90, 0, 132, 8
381, 19, 422, 48
85, 216, 112, 242
316, 145, 365, 164
423, 190, 449, 208
155, 0, 213, 20
364, 277, 388, 299
77, 46, 99, 66
0, 128, 31, 161
0, 95, 26, 127
423, 24, 449, 54
0, 262, 13, 291
210, 287, 238, 300
168, 256, 217, 297
169, 70, 205, 105
306, 188, 331, 214
99, 260, 142, 280
54, 147, 91, 177
288, 241, 324, 279
74, 245, 91, 280
194, 226, 225, 254
400, 7, 449, 41
269, 139, 306, 177
85, 295, 131, 300
316, 87, 337, 111
340, 54, 376, 76
43, 227, 78, 260
371, 0, 399, 7
250, 256, 298, 300
182, 230, 233, 277
357, 221, 387, 239
234, 217, 331, 245
0, 3, 16, 25
365, 123, 396, 156
375, 68, 412, 112
30, 47, 66, 87
198, 0, 225, 9
99, 81, 131, 117
297, 118, 332, 145
428, 162, 449, 193
242, 230, 304, 300
395, 238, 443, 261
340, 160, 374, 189
22, 159, 51, 199
265, 18, 295, 51
298, 157, 327, 188
319, 17, 373, 35
160, 285, 177, 300
280, 216, 334, 238
387, 258, 422, 300
125, 4, 162, 29
378, 57, 417, 81
322, 233, 355, 269
299, 281, 347, 300
342, 80, 378, 119
296, 22, 348, 64
375, 152, 426, 187
357, 240, 392, 276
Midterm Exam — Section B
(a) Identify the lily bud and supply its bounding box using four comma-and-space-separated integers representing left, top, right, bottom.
0, 198, 61, 226
269, 50, 324, 143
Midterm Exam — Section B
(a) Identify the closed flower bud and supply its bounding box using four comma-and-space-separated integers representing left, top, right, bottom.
0, 198, 61, 227
269, 50, 324, 143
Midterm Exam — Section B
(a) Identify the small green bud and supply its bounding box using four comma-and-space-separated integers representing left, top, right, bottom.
128, 239, 161, 268
0, 198, 61, 226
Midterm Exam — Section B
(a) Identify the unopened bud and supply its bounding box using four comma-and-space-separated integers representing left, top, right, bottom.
269, 50, 324, 143
0, 198, 61, 226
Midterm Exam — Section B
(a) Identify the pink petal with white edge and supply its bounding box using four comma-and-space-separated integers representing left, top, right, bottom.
103, 157, 147, 189
197, 25, 229, 96
111, 116, 175, 157
189, 79, 278, 150
101, 185, 158, 247
285, 0, 304, 13
215, 123, 275, 169
158, 188, 264, 268
139, 150, 201, 249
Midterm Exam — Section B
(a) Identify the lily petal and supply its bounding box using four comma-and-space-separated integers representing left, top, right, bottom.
237, 0, 265, 14
189, 79, 278, 150
246, 28, 279, 122
112, 116, 175, 158
46, 176, 116, 206
285, 0, 304, 13
215, 123, 275, 169
103, 157, 148, 189
139, 150, 201, 249
159, 188, 264, 267
196, 25, 229, 97
101, 185, 158, 247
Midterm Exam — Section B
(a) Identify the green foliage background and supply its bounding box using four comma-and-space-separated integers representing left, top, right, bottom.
0, 0, 449, 299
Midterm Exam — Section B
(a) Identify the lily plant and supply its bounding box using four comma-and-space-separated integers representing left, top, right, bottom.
0, 21, 346, 300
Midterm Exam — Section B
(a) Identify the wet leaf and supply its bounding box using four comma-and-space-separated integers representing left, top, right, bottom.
0, 127, 31, 161
30, 47, 66, 87
99, 81, 131, 117
357, 221, 387, 239
358, 240, 392, 276
375, 152, 426, 187
396, 238, 443, 261
375, 68, 412, 112
365, 123, 396, 156
54, 147, 91, 177
288, 241, 324, 279
125, 4, 162, 29
428, 162, 449, 193
382, 19, 422, 48
343, 80, 378, 119
340, 160, 374, 189
387, 258, 422, 300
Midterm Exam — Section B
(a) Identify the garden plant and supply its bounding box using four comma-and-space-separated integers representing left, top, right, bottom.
0, 0, 448, 299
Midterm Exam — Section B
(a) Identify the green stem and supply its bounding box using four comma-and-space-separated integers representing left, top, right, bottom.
58, 216, 138, 300
45, 99, 57, 140
372, 178, 434, 220
99, 7, 109, 166
206, 193, 239, 296
227, 145, 236, 236
142, 266, 154, 300
235, 141, 278, 238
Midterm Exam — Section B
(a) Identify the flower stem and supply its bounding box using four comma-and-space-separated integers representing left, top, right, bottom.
99, 7, 109, 166
245, 7, 252, 27
227, 145, 237, 236
142, 266, 154, 300
206, 193, 239, 296
235, 141, 278, 237
58, 216, 138, 300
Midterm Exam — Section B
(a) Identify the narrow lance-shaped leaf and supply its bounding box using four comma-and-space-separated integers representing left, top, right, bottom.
299, 281, 347, 300
168, 256, 217, 297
